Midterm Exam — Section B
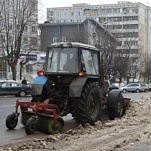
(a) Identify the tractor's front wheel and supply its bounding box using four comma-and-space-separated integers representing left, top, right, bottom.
72, 82, 102, 125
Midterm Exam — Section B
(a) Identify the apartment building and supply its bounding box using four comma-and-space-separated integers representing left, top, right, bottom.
47, 1, 151, 79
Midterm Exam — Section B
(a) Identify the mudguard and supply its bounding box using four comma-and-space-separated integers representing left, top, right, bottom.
107, 89, 122, 108
69, 77, 88, 97
32, 75, 48, 95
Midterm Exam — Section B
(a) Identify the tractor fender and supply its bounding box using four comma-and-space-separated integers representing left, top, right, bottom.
69, 77, 88, 97
32, 75, 48, 95
107, 89, 122, 108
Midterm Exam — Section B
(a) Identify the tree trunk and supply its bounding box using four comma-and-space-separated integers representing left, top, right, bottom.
10, 65, 17, 81
10, 59, 18, 81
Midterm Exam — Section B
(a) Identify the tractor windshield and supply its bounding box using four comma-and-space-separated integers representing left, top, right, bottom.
46, 47, 78, 73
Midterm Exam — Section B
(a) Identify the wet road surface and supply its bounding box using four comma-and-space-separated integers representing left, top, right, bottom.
1, 92, 151, 148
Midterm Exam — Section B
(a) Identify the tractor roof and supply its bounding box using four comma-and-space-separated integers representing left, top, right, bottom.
49, 42, 99, 51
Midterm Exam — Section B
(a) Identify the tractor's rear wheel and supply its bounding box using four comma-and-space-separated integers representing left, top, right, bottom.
72, 82, 102, 125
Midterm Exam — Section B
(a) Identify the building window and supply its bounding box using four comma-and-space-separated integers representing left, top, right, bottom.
123, 8, 129, 14
124, 41, 138, 45
23, 37, 28, 44
0, 34, 5, 42
107, 17, 122, 22
56, 20, 61, 23
62, 37, 66, 42
26, 64, 33, 73
132, 9, 138, 14
117, 41, 122, 46
0, 22, 4, 28
31, 26, 37, 33
123, 16, 138, 21
48, 11, 54, 16
93, 9, 98, 14
78, 11, 81, 16
123, 32, 138, 38
53, 37, 58, 43
100, 9, 105, 13
123, 24, 138, 29
70, 12, 74, 16
106, 9, 112, 13
99, 17, 107, 23
113, 8, 120, 13
106, 25, 122, 29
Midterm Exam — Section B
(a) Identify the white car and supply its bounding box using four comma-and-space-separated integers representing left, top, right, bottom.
120, 83, 148, 93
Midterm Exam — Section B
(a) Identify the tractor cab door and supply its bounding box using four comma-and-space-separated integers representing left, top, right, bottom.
81, 48, 100, 77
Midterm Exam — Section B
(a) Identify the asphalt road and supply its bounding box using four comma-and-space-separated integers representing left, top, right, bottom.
0, 92, 151, 148
0, 96, 77, 145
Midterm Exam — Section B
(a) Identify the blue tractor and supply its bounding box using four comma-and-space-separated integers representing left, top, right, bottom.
6, 42, 129, 135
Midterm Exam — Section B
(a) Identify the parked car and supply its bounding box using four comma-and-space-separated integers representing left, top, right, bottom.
148, 84, 151, 91
119, 83, 148, 93
109, 84, 119, 91
0, 81, 32, 97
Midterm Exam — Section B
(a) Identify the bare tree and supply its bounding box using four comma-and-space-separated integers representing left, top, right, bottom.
104, 23, 139, 83
95, 24, 117, 80
0, 0, 38, 80
98, 14, 140, 84
111, 37, 139, 84
140, 55, 151, 83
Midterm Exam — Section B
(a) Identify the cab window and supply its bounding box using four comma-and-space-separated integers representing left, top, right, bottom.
82, 49, 99, 75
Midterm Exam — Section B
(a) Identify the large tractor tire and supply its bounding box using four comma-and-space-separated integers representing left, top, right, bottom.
72, 82, 102, 125
107, 90, 126, 120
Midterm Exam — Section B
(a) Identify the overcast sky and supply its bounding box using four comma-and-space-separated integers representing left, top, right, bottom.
39, 0, 151, 22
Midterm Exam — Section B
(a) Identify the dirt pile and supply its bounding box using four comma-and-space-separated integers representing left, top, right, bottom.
1, 96, 151, 151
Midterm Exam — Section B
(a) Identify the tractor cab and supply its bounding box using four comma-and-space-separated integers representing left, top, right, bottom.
44, 42, 101, 85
